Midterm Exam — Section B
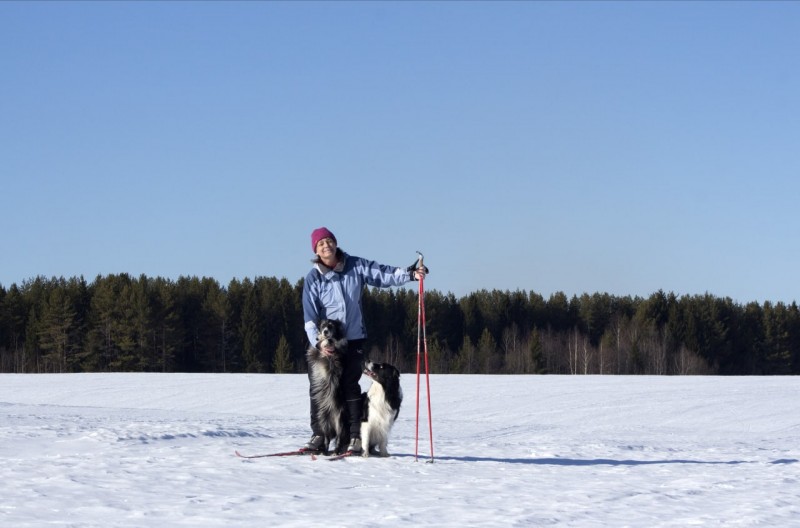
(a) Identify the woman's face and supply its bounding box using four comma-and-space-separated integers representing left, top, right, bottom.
315, 237, 337, 260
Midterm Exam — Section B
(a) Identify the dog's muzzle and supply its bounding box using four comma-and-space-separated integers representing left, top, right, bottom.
362, 361, 377, 378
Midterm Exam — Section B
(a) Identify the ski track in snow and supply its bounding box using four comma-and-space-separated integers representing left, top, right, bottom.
1, 374, 799, 527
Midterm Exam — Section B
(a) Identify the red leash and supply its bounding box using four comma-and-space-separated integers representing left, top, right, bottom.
414, 251, 434, 463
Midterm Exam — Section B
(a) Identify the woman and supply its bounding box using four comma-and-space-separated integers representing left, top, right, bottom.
302, 227, 426, 454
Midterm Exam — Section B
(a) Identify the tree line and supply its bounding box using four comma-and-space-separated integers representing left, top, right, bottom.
1, 274, 798, 375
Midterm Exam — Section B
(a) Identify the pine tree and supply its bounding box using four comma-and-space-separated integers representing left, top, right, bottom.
38, 285, 78, 373
272, 334, 293, 373
240, 287, 265, 373
528, 328, 544, 374
477, 327, 501, 373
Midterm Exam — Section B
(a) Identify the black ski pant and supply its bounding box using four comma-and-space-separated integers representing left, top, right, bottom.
308, 339, 365, 439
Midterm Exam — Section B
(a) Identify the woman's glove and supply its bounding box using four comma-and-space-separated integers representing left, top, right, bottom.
406, 262, 430, 281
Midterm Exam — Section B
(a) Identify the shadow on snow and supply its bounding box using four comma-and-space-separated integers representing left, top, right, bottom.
394, 454, 799, 466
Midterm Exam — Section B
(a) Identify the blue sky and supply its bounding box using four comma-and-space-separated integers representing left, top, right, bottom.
2, 1, 799, 304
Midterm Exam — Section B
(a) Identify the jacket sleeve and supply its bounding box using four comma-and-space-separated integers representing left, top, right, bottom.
358, 258, 413, 288
302, 272, 320, 344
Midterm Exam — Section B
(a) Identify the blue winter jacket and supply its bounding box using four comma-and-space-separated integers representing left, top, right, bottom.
303, 250, 413, 344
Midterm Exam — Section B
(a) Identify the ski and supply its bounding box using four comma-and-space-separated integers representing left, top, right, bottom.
234, 449, 363, 461
325, 450, 358, 461
235, 449, 318, 459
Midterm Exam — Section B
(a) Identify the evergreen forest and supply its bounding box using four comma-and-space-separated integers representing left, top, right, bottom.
1, 274, 798, 375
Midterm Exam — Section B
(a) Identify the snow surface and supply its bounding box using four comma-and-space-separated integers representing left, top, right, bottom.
1, 373, 798, 527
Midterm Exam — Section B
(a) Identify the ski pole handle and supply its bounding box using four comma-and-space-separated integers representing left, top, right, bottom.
412, 251, 427, 281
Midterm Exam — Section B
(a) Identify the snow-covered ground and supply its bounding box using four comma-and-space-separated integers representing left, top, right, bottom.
1, 373, 798, 527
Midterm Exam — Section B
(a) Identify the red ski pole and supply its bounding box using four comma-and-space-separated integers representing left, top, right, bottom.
414, 251, 434, 463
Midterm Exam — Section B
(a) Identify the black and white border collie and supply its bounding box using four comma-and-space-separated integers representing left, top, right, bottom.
360, 361, 403, 458
306, 319, 349, 454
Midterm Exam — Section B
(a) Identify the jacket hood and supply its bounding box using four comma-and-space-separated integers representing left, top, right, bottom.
312, 248, 346, 274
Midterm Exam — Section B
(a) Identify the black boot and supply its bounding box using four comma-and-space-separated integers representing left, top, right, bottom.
347, 437, 363, 455
302, 435, 327, 453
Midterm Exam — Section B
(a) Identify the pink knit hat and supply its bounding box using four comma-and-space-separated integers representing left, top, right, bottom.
311, 227, 337, 253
